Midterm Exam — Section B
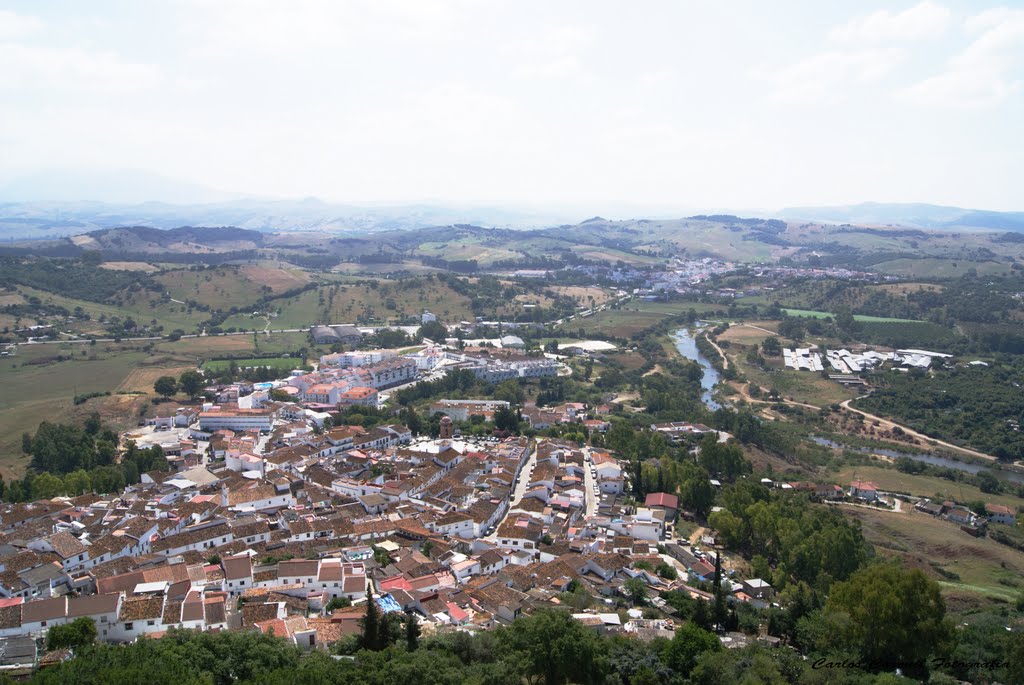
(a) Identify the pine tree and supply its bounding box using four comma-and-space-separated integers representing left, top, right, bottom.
361, 583, 380, 651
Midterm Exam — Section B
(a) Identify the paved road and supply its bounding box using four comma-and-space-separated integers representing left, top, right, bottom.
582, 447, 598, 518
486, 442, 538, 539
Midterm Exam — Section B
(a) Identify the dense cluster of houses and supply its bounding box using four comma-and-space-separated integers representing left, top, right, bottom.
0, 410, 809, 662
0, 428, 668, 655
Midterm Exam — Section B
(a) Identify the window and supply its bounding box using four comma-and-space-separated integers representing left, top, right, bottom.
41, 620, 47, 627
125, 622, 134, 630
147, 620, 155, 626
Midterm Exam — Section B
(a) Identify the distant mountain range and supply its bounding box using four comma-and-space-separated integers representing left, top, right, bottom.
780, 202, 1024, 232
0, 198, 587, 241
2, 172, 1024, 243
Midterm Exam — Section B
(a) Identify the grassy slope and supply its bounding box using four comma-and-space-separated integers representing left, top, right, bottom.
842, 505, 1024, 603
0, 345, 149, 477
16, 285, 208, 333
834, 464, 1024, 510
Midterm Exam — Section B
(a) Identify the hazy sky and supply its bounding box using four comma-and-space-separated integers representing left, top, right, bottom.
1, 1, 1022, 210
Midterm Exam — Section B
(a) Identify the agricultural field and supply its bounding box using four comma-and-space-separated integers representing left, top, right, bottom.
869, 257, 1013, 279
557, 309, 667, 339
570, 245, 663, 265
98, 261, 160, 272
202, 356, 305, 373
842, 505, 1024, 604
331, 261, 446, 276
856, 320, 960, 347
632, 300, 732, 317
730, 352, 858, 407
413, 239, 521, 266
156, 263, 313, 310
117, 363, 198, 394
153, 331, 316, 358
781, 308, 922, 323
267, 279, 477, 327
0, 330, 323, 476
546, 286, 617, 307
0, 344, 154, 477
717, 321, 779, 345
14, 285, 208, 334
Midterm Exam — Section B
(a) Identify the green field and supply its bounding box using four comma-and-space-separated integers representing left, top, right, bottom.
782, 308, 922, 323
869, 257, 1012, 279
632, 300, 731, 316
0, 345, 152, 478
154, 331, 317, 357
202, 356, 305, 372
16, 285, 208, 333
557, 309, 668, 339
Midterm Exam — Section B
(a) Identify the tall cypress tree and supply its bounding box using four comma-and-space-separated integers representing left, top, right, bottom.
712, 552, 726, 633
361, 583, 380, 650
404, 610, 420, 651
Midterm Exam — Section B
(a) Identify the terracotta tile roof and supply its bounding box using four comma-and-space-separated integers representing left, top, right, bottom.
67, 593, 119, 618
222, 555, 253, 581
0, 602, 22, 629
119, 596, 164, 622
47, 532, 87, 559
162, 599, 183, 625
241, 602, 280, 628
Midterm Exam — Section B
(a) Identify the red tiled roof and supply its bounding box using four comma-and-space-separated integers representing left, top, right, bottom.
644, 492, 679, 509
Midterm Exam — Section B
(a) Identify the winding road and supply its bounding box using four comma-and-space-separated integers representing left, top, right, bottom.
839, 398, 998, 462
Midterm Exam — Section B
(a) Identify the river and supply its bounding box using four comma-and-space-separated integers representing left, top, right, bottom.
672, 327, 722, 410
809, 436, 1024, 485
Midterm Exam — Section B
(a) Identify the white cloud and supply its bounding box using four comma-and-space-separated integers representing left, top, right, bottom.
830, 2, 951, 42
902, 8, 1024, 107
758, 49, 902, 105
0, 44, 160, 91
507, 24, 596, 81
0, 9, 42, 37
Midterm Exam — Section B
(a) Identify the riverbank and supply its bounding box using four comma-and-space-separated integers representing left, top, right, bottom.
671, 327, 723, 410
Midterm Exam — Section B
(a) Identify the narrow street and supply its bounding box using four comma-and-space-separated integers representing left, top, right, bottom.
485, 441, 538, 539
582, 447, 598, 518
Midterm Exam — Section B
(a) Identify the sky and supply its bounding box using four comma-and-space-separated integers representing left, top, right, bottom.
0, 0, 1022, 212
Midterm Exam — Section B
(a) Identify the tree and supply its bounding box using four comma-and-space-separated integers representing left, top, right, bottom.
495, 609, 608, 685
63, 469, 91, 496
419, 320, 447, 342
32, 472, 64, 500
494, 405, 520, 432
269, 388, 293, 402
493, 379, 525, 405
679, 469, 715, 517
324, 596, 351, 612
625, 576, 648, 605
46, 616, 97, 650
361, 584, 381, 651
760, 336, 782, 356
178, 370, 205, 398
712, 553, 726, 633
404, 610, 421, 651
662, 622, 721, 676
153, 376, 178, 398
656, 563, 678, 580
824, 562, 954, 677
